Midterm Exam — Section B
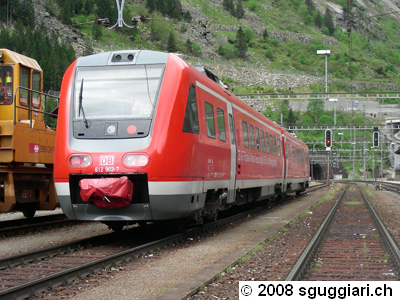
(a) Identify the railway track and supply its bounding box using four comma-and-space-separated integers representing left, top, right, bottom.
375, 181, 400, 195
0, 185, 324, 300
0, 182, 332, 300
0, 214, 77, 237
286, 183, 400, 281
353, 180, 400, 195
0, 205, 261, 300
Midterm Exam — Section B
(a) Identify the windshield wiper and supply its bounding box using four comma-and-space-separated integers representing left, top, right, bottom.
78, 78, 91, 128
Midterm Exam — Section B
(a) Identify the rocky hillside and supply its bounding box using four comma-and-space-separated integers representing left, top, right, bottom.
30, 0, 400, 56
4, 0, 400, 91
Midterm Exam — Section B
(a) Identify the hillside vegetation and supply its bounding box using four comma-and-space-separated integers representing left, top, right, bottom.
1, 0, 400, 93
1, 0, 397, 174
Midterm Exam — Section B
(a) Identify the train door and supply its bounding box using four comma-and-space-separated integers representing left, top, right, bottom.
283, 135, 287, 180
304, 149, 308, 178
227, 103, 236, 203
18, 66, 30, 121
282, 135, 288, 193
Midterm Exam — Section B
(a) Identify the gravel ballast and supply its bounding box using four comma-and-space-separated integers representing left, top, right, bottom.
2, 183, 398, 300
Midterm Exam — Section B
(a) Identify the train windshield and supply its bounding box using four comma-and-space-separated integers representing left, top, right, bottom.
74, 64, 164, 120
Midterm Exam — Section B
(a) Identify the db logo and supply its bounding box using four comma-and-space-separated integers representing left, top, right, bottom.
100, 156, 114, 165
29, 143, 40, 153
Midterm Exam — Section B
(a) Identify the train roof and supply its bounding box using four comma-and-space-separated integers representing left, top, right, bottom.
76, 50, 170, 67
0, 48, 42, 72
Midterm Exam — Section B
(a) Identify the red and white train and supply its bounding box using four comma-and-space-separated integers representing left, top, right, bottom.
54, 50, 310, 230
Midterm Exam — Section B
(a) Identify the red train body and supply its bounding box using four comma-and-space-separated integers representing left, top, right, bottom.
54, 50, 309, 228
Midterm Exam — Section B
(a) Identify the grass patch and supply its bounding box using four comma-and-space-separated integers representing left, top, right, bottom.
344, 201, 363, 205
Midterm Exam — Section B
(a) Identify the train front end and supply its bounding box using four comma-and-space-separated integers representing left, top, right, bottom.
54, 50, 181, 227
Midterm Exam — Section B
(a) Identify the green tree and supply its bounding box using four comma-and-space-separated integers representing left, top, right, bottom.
73, 0, 84, 14
167, 31, 177, 52
305, 0, 314, 12
185, 39, 202, 56
166, 0, 183, 19
185, 38, 192, 53
92, 23, 102, 40
299, 114, 313, 126
278, 100, 290, 124
264, 106, 274, 118
2, 24, 75, 91
191, 43, 202, 56
236, 26, 248, 58
243, 28, 254, 45
146, 0, 156, 13
218, 43, 237, 59
263, 28, 269, 40
60, 1, 73, 25
298, 5, 309, 23
84, 0, 93, 15
248, 0, 258, 11
155, 0, 166, 15
307, 99, 325, 124
288, 108, 297, 126
314, 12, 323, 28
95, 0, 116, 24
14, 0, 35, 26
317, 115, 334, 126
223, 0, 234, 13
235, 0, 245, 18
324, 9, 335, 35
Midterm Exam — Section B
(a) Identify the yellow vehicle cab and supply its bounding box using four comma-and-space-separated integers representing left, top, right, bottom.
0, 49, 58, 218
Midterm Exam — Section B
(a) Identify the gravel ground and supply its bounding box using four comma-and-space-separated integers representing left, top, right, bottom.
44, 185, 340, 300
0, 208, 111, 257
188, 183, 400, 299
2, 183, 397, 300
0, 208, 63, 221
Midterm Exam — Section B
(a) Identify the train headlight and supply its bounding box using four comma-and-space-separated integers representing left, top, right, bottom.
68, 154, 92, 168
123, 154, 150, 168
105, 123, 117, 136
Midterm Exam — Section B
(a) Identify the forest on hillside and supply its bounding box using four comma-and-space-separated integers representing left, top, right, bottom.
1, 0, 400, 92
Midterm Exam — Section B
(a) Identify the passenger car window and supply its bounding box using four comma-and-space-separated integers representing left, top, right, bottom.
277, 139, 281, 157
273, 136, 277, 156
249, 124, 255, 150
265, 132, 270, 154
205, 102, 216, 138
229, 114, 235, 145
217, 108, 226, 142
243, 121, 249, 148
182, 84, 199, 134
260, 130, 265, 153
255, 127, 260, 151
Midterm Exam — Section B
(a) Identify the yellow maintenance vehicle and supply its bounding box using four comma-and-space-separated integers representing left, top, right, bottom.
0, 49, 58, 218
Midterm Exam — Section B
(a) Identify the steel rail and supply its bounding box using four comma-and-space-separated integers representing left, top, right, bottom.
0, 231, 117, 270
0, 216, 75, 237
285, 184, 349, 281
286, 183, 400, 281
0, 214, 66, 230
360, 189, 400, 275
0, 209, 251, 300
358, 180, 400, 195
0, 186, 320, 299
